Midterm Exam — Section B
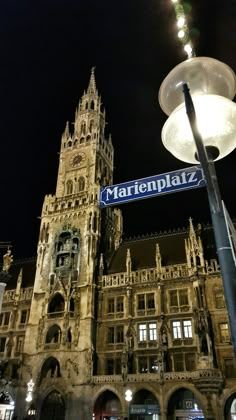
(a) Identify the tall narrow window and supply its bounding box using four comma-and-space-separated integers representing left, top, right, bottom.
116, 326, 124, 343
147, 293, 155, 309
107, 327, 115, 344
148, 323, 157, 341
108, 298, 115, 314
138, 295, 145, 310
78, 177, 85, 192
183, 320, 192, 338
170, 290, 178, 306
219, 323, 230, 343
66, 180, 73, 195
138, 324, 147, 341
172, 321, 182, 339
179, 289, 189, 306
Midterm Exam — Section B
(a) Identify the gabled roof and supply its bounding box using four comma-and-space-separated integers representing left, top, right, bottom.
108, 229, 189, 274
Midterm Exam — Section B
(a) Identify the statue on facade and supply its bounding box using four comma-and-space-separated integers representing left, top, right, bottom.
2, 249, 13, 272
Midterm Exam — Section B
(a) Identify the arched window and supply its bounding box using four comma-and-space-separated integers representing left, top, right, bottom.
68, 140, 72, 147
66, 180, 73, 195
39, 358, 61, 383
89, 119, 94, 132
86, 135, 91, 142
85, 102, 88, 110
78, 176, 85, 192
48, 293, 65, 314
74, 139, 78, 146
45, 324, 61, 344
80, 137, 85, 144
90, 100, 95, 110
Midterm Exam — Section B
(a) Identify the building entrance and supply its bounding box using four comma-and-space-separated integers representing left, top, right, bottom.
40, 390, 65, 420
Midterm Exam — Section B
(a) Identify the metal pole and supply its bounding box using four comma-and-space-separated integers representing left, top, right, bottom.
183, 83, 236, 355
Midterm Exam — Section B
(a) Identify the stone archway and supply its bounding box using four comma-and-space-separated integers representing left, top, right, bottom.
224, 392, 236, 420
40, 390, 65, 420
167, 387, 204, 419
93, 390, 122, 420
131, 389, 160, 419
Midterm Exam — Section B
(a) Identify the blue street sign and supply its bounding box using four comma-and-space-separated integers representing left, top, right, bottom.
100, 166, 205, 208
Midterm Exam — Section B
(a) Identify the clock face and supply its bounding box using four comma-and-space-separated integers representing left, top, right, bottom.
70, 152, 86, 168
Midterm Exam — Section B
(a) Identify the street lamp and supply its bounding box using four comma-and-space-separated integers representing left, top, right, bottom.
125, 389, 132, 420
158, 56, 236, 355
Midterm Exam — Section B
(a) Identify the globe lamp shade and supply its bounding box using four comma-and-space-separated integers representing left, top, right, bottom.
161, 94, 236, 164
159, 57, 236, 116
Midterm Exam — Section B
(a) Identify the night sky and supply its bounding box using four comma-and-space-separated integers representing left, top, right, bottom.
0, 0, 236, 258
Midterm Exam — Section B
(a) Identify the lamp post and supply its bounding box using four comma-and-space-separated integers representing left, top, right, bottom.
125, 389, 132, 420
158, 56, 236, 355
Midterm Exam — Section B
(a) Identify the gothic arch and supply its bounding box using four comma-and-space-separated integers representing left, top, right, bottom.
39, 357, 61, 383
93, 389, 123, 420
48, 293, 65, 314
40, 390, 65, 420
223, 389, 236, 420
166, 386, 206, 419
45, 324, 61, 344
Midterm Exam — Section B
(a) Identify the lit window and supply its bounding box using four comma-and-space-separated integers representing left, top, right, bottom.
149, 323, 157, 341
172, 321, 182, 339
183, 320, 192, 338
138, 324, 147, 341
219, 323, 230, 343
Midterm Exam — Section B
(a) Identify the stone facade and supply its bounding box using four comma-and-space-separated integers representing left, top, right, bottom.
0, 70, 236, 420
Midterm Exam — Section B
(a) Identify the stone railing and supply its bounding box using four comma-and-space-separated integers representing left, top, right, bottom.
102, 260, 221, 289
92, 369, 223, 384
3, 287, 33, 303
102, 264, 191, 288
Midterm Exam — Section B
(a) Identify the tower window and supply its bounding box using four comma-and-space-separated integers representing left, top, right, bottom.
66, 180, 73, 195
90, 100, 95, 110
78, 177, 85, 192
81, 121, 86, 135
80, 137, 85, 144
68, 140, 72, 147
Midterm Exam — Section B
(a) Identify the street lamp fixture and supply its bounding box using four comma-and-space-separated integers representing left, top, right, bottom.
158, 56, 236, 355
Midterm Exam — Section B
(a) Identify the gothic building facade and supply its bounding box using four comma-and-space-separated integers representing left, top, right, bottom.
0, 71, 236, 420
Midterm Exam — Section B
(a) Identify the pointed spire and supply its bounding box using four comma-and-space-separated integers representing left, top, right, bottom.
87, 67, 97, 94
189, 217, 196, 240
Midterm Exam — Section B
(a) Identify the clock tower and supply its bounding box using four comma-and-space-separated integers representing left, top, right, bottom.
22, 69, 123, 418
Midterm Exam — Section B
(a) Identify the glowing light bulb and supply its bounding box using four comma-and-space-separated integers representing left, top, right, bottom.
184, 43, 193, 57
178, 30, 185, 39
177, 16, 185, 28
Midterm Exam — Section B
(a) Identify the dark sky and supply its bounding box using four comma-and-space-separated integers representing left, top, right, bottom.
0, 0, 236, 258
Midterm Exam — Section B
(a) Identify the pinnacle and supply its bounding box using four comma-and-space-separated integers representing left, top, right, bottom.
87, 67, 97, 94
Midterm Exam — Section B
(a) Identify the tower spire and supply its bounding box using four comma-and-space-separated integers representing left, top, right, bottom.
87, 67, 97, 94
